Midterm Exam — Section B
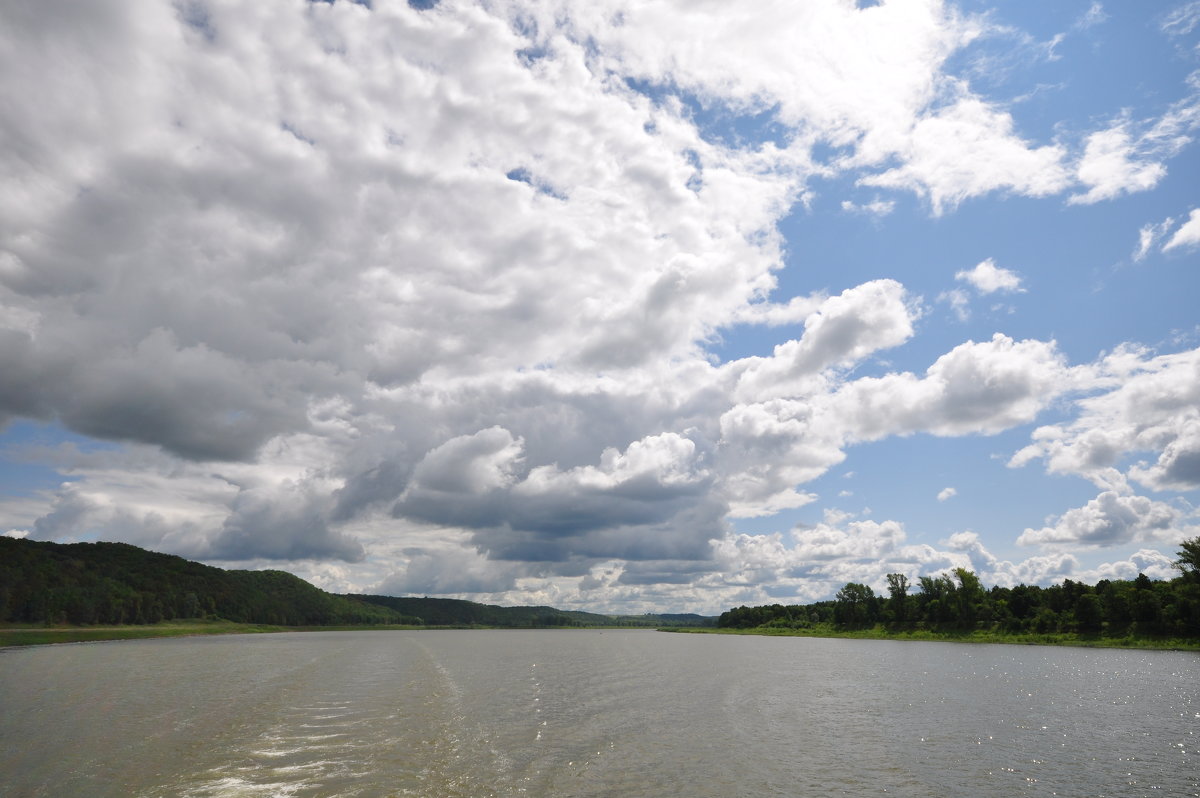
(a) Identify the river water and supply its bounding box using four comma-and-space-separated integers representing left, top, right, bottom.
0, 630, 1196, 797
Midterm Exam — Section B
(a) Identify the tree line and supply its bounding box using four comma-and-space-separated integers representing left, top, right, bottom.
719, 538, 1200, 640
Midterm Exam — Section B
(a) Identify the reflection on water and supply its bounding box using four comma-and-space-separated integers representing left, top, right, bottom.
1, 630, 1197, 797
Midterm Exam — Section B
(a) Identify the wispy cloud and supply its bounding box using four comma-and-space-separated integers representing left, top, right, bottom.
1134, 217, 1176, 261
1070, 86, 1200, 205
1075, 2, 1109, 31
841, 198, 896, 218
938, 288, 971, 322
1161, 1, 1200, 37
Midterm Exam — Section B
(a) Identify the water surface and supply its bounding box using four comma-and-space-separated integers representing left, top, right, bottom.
1, 630, 1196, 796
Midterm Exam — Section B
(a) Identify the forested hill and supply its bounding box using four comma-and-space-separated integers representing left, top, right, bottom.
0, 537, 715, 628
350, 594, 714, 628
0, 537, 414, 627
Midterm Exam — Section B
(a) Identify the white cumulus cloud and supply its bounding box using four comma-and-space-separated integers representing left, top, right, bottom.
955, 258, 1025, 294
1163, 208, 1200, 252
1010, 346, 1200, 492
1017, 490, 1188, 548
1069, 122, 1168, 205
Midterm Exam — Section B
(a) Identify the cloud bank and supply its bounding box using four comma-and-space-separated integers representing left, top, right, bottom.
1, 0, 1197, 612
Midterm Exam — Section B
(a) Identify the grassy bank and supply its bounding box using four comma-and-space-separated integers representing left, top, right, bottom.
0, 619, 425, 648
661, 624, 1200, 651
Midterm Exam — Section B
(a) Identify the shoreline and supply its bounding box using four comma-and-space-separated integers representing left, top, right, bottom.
6, 620, 1198, 652
662, 625, 1200, 651
0, 620, 665, 648
0, 619, 425, 649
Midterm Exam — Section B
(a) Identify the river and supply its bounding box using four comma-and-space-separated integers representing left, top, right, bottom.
1, 630, 1196, 797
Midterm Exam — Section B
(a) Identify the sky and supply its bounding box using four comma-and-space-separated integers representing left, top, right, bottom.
1, 0, 1198, 614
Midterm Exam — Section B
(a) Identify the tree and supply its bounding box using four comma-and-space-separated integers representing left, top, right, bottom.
1131, 582, 1163, 634
1074, 593, 1103, 634
885, 573, 909, 626
1006, 583, 1042, 628
1033, 606, 1059, 634
1176, 537, 1200, 583
953, 568, 985, 629
834, 582, 876, 628
917, 574, 955, 627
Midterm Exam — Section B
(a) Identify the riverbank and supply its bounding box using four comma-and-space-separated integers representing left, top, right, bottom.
7, 620, 1196, 651
0, 619, 427, 648
0, 620, 669, 648
662, 624, 1200, 651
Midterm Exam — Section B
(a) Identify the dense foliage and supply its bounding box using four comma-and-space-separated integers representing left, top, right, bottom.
0, 538, 416, 626
719, 540, 1200, 641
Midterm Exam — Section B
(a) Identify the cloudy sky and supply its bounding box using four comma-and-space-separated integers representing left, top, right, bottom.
2, 0, 1199, 614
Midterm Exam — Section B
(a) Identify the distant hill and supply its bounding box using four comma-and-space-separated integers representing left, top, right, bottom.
350, 594, 715, 628
0, 538, 714, 628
